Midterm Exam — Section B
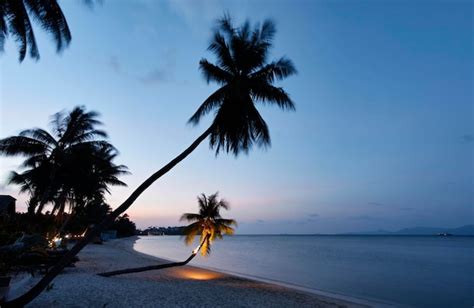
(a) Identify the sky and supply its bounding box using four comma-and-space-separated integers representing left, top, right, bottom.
0, 0, 472, 234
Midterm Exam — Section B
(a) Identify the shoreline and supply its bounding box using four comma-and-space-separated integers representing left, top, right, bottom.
124, 236, 394, 308
12, 237, 390, 307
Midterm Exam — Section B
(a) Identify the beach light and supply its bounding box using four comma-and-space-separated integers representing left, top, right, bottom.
178, 268, 223, 280
49, 236, 62, 248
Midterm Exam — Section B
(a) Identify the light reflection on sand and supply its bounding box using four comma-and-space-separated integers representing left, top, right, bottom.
170, 267, 224, 280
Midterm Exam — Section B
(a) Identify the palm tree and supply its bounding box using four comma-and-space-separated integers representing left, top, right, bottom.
98, 193, 235, 277
2, 15, 296, 306
181, 193, 236, 256
0, 0, 71, 61
0, 106, 128, 216
53, 142, 128, 215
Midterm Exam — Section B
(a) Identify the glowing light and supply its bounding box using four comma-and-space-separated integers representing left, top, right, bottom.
176, 269, 223, 280
49, 236, 62, 248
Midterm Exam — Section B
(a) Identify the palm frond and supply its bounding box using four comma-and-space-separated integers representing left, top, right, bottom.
251, 83, 295, 110
217, 13, 234, 37
8, 171, 33, 193
215, 218, 237, 226
180, 213, 202, 222
208, 32, 235, 74
4, 0, 38, 61
0, 3, 8, 53
199, 59, 233, 85
0, 136, 49, 156
217, 224, 236, 236
209, 98, 271, 155
250, 57, 297, 82
259, 19, 276, 43
19, 128, 57, 147
188, 85, 228, 125
200, 233, 212, 256
24, 0, 71, 53
217, 198, 230, 210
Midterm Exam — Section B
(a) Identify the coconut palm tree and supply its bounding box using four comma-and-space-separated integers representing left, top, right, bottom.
0, 0, 71, 61
2, 15, 296, 306
181, 193, 236, 256
0, 106, 128, 216
53, 142, 128, 215
98, 193, 235, 277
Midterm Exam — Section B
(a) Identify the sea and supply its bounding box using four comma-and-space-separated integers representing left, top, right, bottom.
133, 235, 474, 307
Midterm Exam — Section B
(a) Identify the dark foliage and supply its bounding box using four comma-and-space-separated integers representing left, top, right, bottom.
0, 0, 71, 61
111, 214, 136, 238
64, 201, 112, 235
0, 213, 56, 246
189, 15, 296, 155
0, 106, 129, 216
138, 226, 185, 235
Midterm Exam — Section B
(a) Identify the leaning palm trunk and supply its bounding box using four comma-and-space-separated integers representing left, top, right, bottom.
97, 234, 210, 277
1, 126, 213, 307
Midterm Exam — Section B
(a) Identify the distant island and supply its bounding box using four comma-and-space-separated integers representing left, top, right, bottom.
137, 226, 185, 236
348, 224, 474, 236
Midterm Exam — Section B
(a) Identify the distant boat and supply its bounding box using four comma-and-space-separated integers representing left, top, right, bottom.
437, 233, 453, 236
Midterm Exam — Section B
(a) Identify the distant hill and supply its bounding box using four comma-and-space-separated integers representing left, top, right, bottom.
350, 225, 474, 236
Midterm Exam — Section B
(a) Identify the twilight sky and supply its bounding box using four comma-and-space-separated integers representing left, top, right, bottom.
0, 0, 472, 233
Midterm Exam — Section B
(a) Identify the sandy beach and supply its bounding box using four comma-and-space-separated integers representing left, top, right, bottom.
7, 237, 374, 307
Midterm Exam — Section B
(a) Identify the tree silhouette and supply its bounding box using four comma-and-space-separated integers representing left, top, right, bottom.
181, 192, 236, 256
0, 0, 71, 61
0, 106, 128, 217
2, 15, 296, 306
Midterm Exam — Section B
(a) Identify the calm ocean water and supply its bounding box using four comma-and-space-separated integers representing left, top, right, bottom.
133, 235, 474, 307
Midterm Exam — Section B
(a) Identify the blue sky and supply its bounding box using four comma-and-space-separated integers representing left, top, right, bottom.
0, 0, 472, 233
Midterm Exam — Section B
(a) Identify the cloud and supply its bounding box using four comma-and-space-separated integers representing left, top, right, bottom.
256, 219, 265, 223
138, 48, 176, 85
164, 0, 224, 34
349, 215, 377, 221
108, 56, 121, 73
139, 69, 169, 84
106, 55, 171, 85
308, 213, 319, 218
461, 134, 474, 143
368, 202, 383, 206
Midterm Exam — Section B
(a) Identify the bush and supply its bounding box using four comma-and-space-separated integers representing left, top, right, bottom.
112, 214, 136, 238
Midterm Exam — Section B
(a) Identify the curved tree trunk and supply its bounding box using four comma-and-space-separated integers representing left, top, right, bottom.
98, 253, 198, 277
97, 234, 209, 277
2, 126, 213, 307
